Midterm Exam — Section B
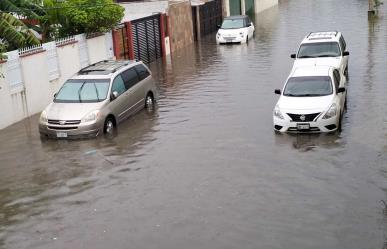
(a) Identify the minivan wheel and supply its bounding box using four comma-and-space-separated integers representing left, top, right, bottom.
104, 117, 115, 134
338, 114, 343, 132
246, 36, 249, 44
145, 94, 154, 111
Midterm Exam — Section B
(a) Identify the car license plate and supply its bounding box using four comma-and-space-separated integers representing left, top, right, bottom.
225, 39, 233, 43
297, 123, 310, 130
56, 132, 68, 138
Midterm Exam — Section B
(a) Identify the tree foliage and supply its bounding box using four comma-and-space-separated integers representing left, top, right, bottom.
0, 0, 41, 50
60, 0, 124, 35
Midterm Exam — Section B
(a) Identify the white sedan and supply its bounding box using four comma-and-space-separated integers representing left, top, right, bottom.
216, 15, 254, 44
273, 65, 347, 133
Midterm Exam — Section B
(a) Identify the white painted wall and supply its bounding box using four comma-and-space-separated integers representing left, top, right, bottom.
121, 1, 168, 22
87, 35, 109, 64
0, 33, 113, 130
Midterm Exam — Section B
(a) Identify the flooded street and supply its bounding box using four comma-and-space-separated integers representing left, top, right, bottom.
1, 0, 387, 248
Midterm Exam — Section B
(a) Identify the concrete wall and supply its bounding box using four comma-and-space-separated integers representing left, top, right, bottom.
168, 0, 194, 53
255, 0, 278, 13
121, 1, 168, 21
0, 33, 113, 130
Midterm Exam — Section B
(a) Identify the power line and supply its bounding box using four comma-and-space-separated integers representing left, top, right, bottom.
0, 3, 121, 14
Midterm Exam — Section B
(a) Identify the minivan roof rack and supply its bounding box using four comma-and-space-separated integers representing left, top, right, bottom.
78, 60, 136, 75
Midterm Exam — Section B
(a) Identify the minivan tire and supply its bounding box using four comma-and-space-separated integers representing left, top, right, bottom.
103, 117, 115, 135
145, 93, 154, 110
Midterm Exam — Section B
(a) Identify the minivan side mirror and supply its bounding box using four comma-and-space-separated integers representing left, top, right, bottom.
217, 24, 221, 28
342, 51, 349, 56
111, 91, 119, 100
274, 89, 281, 95
247, 22, 251, 27
290, 54, 296, 59
337, 87, 346, 93
54, 93, 57, 98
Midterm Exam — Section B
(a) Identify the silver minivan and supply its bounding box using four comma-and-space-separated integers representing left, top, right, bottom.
39, 60, 158, 138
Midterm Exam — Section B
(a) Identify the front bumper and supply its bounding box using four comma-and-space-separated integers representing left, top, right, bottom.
273, 115, 339, 133
39, 119, 104, 139
216, 35, 246, 44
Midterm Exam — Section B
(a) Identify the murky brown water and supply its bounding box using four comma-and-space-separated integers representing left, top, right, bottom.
1, 0, 387, 248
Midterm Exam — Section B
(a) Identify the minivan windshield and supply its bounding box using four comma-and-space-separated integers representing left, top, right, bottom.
55, 79, 110, 103
221, 19, 244, 29
283, 76, 333, 97
297, 42, 341, 58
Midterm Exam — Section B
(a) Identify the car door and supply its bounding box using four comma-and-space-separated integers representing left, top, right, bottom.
339, 36, 348, 73
110, 74, 131, 123
121, 67, 142, 115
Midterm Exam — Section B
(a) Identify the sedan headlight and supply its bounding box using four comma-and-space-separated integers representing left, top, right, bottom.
40, 110, 48, 123
82, 110, 100, 123
322, 103, 337, 119
273, 105, 284, 119
216, 32, 221, 38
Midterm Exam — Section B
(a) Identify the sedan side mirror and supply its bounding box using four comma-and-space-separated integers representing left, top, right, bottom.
274, 89, 281, 95
54, 93, 57, 98
342, 51, 349, 56
111, 91, 119, 100
290, 54, 296, 59
337, 87, 346, 93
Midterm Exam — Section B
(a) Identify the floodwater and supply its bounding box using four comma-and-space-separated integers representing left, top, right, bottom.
1, 0, 387, 248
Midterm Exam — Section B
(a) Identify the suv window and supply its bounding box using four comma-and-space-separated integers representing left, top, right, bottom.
135, 64, 150, 81
333, 70, 340, 90
122, 68, 139, 89
111, 75, 126, 96
298, 42, 341, 58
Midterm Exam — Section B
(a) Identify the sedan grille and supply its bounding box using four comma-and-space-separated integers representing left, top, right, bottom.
286, 113, 321, 122
48, 119, 81, 125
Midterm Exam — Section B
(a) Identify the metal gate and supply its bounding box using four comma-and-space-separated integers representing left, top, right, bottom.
230, 0, 241, 15
198, 0, 223, 37
131, 14, 162, 64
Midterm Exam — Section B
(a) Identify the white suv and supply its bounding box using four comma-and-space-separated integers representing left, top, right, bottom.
273, 65, 347, 133
290, 31, 349, 78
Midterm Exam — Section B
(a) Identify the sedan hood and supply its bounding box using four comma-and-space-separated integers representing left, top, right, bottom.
293, 57, 341, 69
45, 102, 104, 120
277, 95, 334, 113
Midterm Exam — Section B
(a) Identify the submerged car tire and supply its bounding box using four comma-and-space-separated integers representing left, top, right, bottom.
246, 36, 249, 44
338, 113, 343, 132
345, 66, 349, 80
103, 117, 115, 135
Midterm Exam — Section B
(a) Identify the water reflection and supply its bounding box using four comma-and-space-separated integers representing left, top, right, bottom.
274, 132, 343, 151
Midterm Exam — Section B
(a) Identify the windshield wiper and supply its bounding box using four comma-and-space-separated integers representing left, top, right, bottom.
93, 83, 100, 101
78, 81, 86, 103
316, 55, 335, 57
298, 55, 315, 58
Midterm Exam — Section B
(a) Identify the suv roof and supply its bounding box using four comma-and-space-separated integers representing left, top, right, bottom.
301, 31, 342, 44
291, 65, 332, 77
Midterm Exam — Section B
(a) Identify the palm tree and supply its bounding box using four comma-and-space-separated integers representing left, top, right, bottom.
0, 0, 41, 51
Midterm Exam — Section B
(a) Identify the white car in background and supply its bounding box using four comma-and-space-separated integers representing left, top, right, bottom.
216, 15, 254, 44
290, 31, 349, 78
273, 65, 347, 133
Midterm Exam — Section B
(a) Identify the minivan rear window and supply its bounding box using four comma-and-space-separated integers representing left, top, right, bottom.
55, 79, 110, 103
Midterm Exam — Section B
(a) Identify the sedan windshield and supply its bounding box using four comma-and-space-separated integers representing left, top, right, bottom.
55, 79, 110, 103
221, 19, 244, 29
297, 42, 341, 58
283, 76, 333, 97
